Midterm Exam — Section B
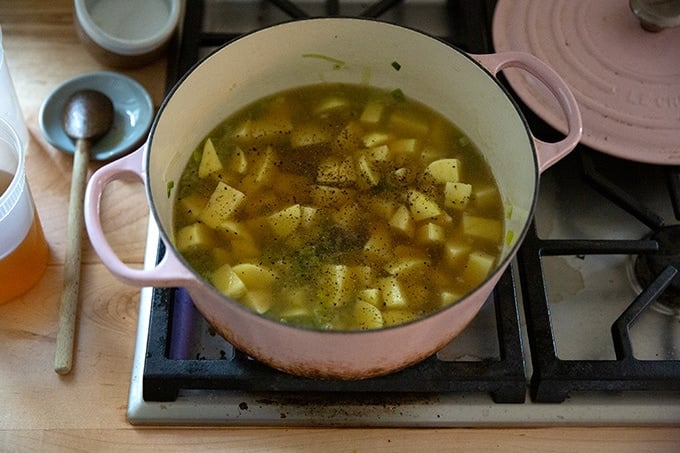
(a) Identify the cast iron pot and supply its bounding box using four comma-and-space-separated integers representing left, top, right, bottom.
84, 18, 582, 379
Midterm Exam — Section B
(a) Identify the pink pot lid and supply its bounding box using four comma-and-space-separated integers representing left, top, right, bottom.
492, 0, 680, 165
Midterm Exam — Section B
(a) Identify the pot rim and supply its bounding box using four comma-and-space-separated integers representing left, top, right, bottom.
144, 16, 541, 334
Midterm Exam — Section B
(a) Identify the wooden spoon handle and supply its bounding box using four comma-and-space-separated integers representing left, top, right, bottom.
54, 138, 90, 375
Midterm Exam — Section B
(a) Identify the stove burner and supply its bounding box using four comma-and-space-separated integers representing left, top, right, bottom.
634, 225, 680, 310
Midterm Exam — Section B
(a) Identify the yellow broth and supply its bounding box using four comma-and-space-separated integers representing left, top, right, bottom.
173, 83, 504, 330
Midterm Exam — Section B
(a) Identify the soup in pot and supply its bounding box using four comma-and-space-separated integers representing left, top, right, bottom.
172, 83, 505, 330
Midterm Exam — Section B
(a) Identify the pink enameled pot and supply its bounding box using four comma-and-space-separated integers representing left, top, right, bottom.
84, 18, 581, 379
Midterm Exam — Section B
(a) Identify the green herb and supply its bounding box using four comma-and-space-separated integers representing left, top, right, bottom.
290, 244, 323, 280
302, 53, 346, 70
505, 230, 514, 246
390, 88, 405, 101
391, 61, 401, 71
166, 180, 174, 198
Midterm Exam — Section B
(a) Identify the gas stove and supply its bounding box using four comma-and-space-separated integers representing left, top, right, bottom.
126, 0, 680, 425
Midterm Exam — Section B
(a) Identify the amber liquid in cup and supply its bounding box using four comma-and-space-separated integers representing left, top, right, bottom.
0, 152, 49, 305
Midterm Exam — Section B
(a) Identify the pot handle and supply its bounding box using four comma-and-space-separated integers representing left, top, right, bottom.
84, 145, 194, 287
473, 51, 582, 173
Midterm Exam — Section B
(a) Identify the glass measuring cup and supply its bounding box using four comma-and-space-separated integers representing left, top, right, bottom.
0, 117, 49, 304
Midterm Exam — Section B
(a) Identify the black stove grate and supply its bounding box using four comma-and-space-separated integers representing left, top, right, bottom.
517, 148, 680, 403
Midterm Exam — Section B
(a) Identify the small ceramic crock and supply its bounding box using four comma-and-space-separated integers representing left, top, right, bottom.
73, 0, 181, 68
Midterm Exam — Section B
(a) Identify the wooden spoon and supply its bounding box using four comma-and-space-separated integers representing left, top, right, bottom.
54, 89, 114, 375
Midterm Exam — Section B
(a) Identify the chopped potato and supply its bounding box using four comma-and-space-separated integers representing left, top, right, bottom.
318, 264, 355, 307
416, 222, 445, 245
315, 96, 350, 114
462, 214, 503, 242
364, 144, 390, 164
404, 281, 430, 308
357, 288, 382, 308
392, 167, 412, 186
242, 290, 272, 314
279, 295, 312, 320
363, 224, 394, 262
378, 276, 408, 309
461, 251, 496, 287
246, 116, 293, 144
198, 138, 223, 178
198, 182, 246, 228
211, 263, 247, 299
444, 241, 471, 267
407, 189, 441, 221
253, 146, 278, 184
356, 154, 381, 188
382, 309, 420, 326
230, 146, 248, 174
389, 204, 416, 238
232, 263, 278, 289
424, 158, 461, 184
176, 222, 216, 252
440, 291, 463, 307
390, 138, 418, 156
444, 182, 472, 210
268, 204, 302, 238
362, 131, 391, 147
300, 205, 318, 229
353, 300, 384, 329
360, 100, 384, 124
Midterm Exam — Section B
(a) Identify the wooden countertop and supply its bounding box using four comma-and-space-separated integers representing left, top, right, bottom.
0, 1, 678, 451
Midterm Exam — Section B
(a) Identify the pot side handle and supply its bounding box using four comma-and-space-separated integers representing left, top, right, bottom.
472, 51, 583, 173
84, 145, 194, 287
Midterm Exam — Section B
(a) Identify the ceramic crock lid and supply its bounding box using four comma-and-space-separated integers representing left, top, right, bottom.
493, 0, 680, 165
